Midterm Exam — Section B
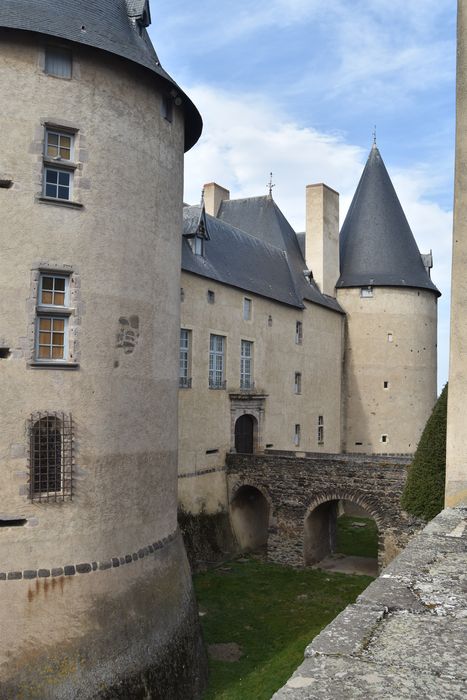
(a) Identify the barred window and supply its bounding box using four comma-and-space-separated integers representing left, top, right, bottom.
29, 413, 73, 501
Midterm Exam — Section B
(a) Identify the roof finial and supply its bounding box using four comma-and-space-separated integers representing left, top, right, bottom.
372, 125, 377, 147
267, 172, 275, 198
200, 186, 205, 207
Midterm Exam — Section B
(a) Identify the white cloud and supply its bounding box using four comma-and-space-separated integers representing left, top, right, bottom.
184, 83, 453, 388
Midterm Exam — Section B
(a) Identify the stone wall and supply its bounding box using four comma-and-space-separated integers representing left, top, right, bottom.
226, 452, 417, 568
273, 503, 467, 699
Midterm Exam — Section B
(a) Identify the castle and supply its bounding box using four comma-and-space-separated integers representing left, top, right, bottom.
0, 1, 207, 697
178, 147, 440, 532
0, 0, 444, 698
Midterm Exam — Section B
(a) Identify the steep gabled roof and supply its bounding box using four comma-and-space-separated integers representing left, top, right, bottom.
182, 206, 305, 309
338, 146, 440, 295
217, 196, 343, 313
0, 0, 202, 151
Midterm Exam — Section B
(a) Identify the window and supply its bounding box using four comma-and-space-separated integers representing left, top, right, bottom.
381, 434, 388, 444
383, 381, 389, 389
35, 273, 71, 362
207, 290, 215, 304
193, 236, 204, 256
243, 298, 252, 321
295, 321, 303, 344
45, 46, 72, 79
388, 333, 393, 343
294, 424, 301, 447
162, 94, 173, 122
29, 412, 73, 502
240, 340, 253, 389
268, 315, 273, 327
361, 286, 373, 298
209, 334, 225, 389
180, 287, 185, 302
179, 329, 191, 388
318, 415, 324, 444
294, 372, 302, 395
43, 128, 75, 202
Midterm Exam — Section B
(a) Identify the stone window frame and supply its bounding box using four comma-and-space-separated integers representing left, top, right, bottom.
33, 118, 86, 210
28, 411, 74, 503
27, 263, 81, 370
295, 320, 303, 344
294, 423, 301, 447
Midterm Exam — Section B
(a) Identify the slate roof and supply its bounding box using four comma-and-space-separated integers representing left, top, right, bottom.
182, 199, 343, 313
338, 146, 440, 295
0, 0, 201, 151
217, 196, 343, 312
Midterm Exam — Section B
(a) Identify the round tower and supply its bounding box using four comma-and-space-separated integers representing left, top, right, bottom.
337, 145, 439, 455
0, 1, 206, 697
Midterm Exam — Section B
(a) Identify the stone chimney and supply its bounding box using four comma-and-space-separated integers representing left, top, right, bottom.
204, 182, 230, 217
305, 184, 340, 297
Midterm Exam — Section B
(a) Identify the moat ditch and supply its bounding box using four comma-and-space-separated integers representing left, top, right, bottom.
194, 516, 377, 699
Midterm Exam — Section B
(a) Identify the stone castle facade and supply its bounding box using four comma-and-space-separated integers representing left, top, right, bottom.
178, 149, 439, 526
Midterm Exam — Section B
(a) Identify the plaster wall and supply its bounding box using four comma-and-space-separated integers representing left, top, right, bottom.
178, 272, 344, 514
446, 0, 467, 506
337, 286, 437, 454
0, 33, 205, 695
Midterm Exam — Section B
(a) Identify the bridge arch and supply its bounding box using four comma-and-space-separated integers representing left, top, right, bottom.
229, 482, 273, 552
304, 489, 387, 567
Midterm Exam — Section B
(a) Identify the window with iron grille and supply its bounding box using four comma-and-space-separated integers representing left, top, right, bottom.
179, 329, 192, 388
240, 340, 253, 389
209, 334, 225, 388
318, 415, 324, 444
29, 413, 73, 501
35, 272, 71, 362
295, 320, 303, 344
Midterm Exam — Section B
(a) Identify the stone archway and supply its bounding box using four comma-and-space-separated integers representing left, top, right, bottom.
230, 484, 271, 551
303, 490, 386, 568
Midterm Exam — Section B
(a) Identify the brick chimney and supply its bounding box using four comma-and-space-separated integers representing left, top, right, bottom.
204, 182, 230, 217
305, 184, 340, 297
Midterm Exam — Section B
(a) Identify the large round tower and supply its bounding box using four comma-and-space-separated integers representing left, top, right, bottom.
337, 145, 439, 455
0, 1, 206, 697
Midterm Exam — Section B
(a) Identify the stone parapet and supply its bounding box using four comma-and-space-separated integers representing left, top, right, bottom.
273, 503, 467, 699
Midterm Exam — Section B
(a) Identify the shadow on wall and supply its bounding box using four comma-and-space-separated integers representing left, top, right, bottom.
230, 485, 269, 550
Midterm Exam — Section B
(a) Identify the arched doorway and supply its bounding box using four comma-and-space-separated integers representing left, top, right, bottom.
230, 485, 269, 551
234, 414, 256, 454
304, 494, 381, 572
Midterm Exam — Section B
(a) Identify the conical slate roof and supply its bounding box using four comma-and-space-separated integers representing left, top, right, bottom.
0, 0, 202, 151
337, 146, 440, 295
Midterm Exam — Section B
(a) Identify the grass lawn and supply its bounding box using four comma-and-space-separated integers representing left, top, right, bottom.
336, 516, 379, 558
194, 558, 373, 699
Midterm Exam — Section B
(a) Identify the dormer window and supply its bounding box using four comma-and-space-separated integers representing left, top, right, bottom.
193, 236, 204, 256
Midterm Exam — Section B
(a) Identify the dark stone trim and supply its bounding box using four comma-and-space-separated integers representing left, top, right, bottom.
28, 361, 80, 370
1, 530, 180, 583
178, 466, 227, 479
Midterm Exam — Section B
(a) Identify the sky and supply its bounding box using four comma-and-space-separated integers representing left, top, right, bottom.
149, 0, 456, 391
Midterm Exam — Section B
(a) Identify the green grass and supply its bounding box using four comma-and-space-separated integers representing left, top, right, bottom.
335, 516, 379, 558
194, 558, 373, 699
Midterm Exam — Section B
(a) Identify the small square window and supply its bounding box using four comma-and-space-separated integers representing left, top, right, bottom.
207, 290, 215, 304
243, 297, 252, 321
40, 275, 67, 306
360, 286, 373, 298
381, 434, 388, 444
388, 333, 393, 343
383, 381, 389, 389
45, 47, 72, 79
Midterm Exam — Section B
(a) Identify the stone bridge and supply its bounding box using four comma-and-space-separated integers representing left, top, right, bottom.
226, 452, 416, 569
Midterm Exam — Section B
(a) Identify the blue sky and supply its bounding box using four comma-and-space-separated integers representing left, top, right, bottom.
149, 0, 456, 390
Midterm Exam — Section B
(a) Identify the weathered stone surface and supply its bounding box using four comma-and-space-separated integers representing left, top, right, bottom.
274, 504, 467, 699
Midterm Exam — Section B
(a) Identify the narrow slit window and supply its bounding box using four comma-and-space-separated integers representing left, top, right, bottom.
294, 372, 301, 394
318, 415, 324, 444
295, 321, 303, 344
243, 297, 252, 321
294, 424, 301, 446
